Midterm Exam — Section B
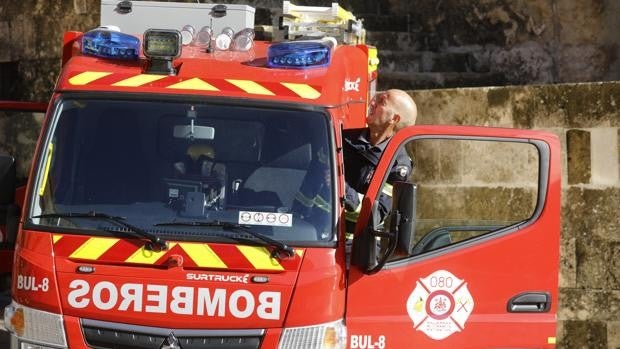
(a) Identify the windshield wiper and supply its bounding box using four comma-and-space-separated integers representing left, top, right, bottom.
154, 220, 294, 259
34, 211, 168, 251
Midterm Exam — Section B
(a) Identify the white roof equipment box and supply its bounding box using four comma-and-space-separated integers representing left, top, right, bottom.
100, 1, 255, 35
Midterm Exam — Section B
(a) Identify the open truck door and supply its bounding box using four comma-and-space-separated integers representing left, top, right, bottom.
0, 101, 47, 289
347, 125, 561, 348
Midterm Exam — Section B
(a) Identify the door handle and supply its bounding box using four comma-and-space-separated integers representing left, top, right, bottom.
507, 292, 551, 313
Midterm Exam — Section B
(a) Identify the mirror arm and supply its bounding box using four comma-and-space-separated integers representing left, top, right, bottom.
365, 211, 400, 275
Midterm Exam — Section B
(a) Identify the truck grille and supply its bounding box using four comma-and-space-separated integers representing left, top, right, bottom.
81, 319, 264, 349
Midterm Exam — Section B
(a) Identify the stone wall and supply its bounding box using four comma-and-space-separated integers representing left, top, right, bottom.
2, 0, 620, 100
358, 0, 620, 90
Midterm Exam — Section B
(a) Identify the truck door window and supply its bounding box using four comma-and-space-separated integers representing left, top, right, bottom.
384, 137, 540, 260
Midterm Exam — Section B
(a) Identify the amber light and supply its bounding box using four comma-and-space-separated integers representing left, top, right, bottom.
10, 307, 25, 336
324, 327, 338, 348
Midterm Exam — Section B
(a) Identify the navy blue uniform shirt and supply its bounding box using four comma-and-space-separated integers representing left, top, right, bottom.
343, 129, 413, 219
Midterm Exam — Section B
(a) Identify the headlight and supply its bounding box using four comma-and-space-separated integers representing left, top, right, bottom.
278, 319, 347, 349
4, 301, 67, 348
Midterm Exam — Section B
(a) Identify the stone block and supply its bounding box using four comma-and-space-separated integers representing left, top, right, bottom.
559, 289, 620, 322
565, 83, 620, 127
557, 44, 609, 83
566, 129, 591, 185
559, 237, 576, 288
590, 128, 619, 186
510, 83, 620, 129
489, 41, 554, 84
557, 320, 607, 349
9, 15, 39, 59
410, 87, 495, 126
563, 187, 620, 242
555, 0, 604, 46
510, 86, 566, 129
575, 237, 620, 290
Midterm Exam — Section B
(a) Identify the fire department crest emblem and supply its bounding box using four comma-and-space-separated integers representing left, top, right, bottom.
406, 269, 474, 340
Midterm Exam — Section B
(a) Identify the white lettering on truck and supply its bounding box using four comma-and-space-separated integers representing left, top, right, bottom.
67, 280, 281, 320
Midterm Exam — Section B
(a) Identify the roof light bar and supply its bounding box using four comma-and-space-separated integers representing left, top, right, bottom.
267, 38, 335, 69
82, 27, 140, 60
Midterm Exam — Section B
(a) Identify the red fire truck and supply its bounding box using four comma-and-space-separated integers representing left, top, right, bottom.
0, 1, 561, 348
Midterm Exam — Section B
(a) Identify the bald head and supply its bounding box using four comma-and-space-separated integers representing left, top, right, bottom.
366, 89, 418, 144
388, 89, 417, 130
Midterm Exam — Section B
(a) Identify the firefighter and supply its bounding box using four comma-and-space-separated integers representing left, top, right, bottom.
343, 89, 417, 230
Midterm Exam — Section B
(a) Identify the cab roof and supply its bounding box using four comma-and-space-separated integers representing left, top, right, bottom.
57, 38, 370, 112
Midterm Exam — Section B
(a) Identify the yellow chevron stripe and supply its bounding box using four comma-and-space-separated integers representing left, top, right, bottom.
52, 235, 63, 244
68, 71, 112, 85
226, 79, 275, 96
179, 243, 227, 268
295, 249, 304, 257
125, 242, 177, 264
112, 74, 166, 87
281, 82, 321, 99
237, 245, 284, 270
167, 78, 220, 91
70, 237, 119, 260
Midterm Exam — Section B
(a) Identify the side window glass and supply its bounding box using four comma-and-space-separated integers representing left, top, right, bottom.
385, 138, 540, 260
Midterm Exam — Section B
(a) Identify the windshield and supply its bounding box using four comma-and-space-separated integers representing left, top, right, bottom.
29, 97, 335, 245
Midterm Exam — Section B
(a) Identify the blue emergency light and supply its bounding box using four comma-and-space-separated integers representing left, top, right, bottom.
82, 28, 140, 60
267, 40, 333, 69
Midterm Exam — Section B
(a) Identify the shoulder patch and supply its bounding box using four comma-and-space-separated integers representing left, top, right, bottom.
397, 166, 409, 178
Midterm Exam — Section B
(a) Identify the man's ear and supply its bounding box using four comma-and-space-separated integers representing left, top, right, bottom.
391, 113, 401, 125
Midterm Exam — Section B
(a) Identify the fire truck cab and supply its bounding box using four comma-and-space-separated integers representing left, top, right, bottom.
0, 1, 561, 348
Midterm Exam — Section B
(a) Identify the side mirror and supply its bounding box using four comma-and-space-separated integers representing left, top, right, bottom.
392, 181, 417, 255
351, 181, 417, 274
